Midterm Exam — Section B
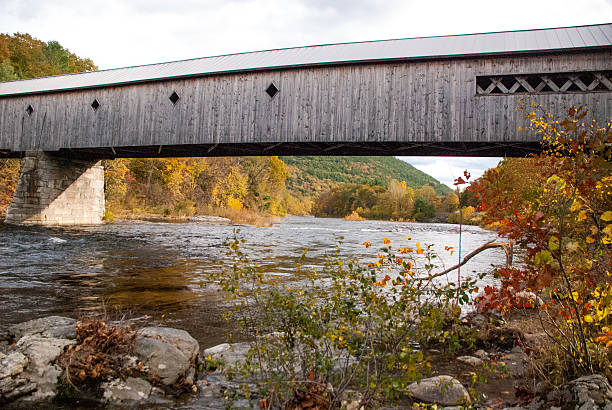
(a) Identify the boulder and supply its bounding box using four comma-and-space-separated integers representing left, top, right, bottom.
0, 351, 28, 379
406, 375, 470, 406
14, 335, 75, 401
567, 374, 612, 409
203, 342, 251, 367
102, 377, 152, 403
457, 356, 483, 366
465, 313, 489, 328
134, 336, 190, 386
473, 349, 489, 360
8, 316, 76, 341
138, 327, 199, 363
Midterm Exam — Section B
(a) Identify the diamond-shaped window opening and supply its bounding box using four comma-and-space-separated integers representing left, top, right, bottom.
266, 83, 279, 98
26, 105, 34, 116
169, 91, 180, 105
91, 99, 100, 111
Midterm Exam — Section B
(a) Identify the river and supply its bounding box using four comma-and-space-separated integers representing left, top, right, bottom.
0, 216, 505, 350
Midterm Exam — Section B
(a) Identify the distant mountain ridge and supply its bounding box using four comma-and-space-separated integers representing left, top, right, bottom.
280, 156, 451, 198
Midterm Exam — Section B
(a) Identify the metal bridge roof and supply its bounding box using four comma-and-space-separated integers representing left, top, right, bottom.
1, 23, 611, 96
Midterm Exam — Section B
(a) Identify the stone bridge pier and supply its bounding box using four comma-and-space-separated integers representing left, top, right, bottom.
4, 152, 104, 225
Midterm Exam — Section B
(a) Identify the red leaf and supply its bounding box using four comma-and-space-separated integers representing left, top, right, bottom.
454, 177, 466, 186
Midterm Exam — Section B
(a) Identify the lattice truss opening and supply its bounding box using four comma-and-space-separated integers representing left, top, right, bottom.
476, 71, 612, 95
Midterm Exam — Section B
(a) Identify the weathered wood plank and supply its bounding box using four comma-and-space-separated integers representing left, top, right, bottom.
0, 50, 610, 154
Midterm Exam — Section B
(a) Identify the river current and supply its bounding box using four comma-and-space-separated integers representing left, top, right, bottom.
0, 216, 504, 350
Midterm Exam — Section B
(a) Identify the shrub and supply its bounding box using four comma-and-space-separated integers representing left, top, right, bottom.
207, 234, 480, 408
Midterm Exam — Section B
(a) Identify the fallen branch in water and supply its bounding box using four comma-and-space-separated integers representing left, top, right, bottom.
416, 239, 513, 281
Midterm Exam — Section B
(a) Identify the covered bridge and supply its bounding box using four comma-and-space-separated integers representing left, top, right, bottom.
0, 24, 610, 224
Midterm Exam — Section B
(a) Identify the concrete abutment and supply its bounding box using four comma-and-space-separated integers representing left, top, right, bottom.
4, 151, 104, 225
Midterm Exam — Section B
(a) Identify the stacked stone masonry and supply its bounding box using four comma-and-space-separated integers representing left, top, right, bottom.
4, 152, 104, 225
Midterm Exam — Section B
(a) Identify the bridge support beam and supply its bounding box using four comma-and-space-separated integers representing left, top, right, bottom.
4, 152, 104, 225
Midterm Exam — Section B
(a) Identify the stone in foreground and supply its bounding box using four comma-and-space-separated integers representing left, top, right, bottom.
457, 355, 483, 366
134, 328, 196, 386
406, 375, 470, 406
568, 374, 612, 409
203, 342, 251, 368
8, 316, 77, 341
15, 335, 75, 401
102, 377, 152, 403
138, 327, 199, 363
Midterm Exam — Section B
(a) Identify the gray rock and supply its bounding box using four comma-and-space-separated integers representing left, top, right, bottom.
203, 342, 251, 367
0, 376, 28, 396
474, 349, 489, 360
406, 375, 470, 406
102, 377, 152, 402
134, 336, 190, 386
3, 380, 37, 400
138, 327, 199, 363
0, 351, 28, 379
568, 374, 612, 409
203, 342, 231, 356
467, 313, 488, 328
198, 381, 223, 398
8, 316, 76, 341
457, 356, 483, 366
15, 335, 75, 401
546, 386, 572, 406
504, 348, 528, 377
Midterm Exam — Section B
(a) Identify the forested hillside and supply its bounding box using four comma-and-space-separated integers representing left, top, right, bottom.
282, 156, 451, 198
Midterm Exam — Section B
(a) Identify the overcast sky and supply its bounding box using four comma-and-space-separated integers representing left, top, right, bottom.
2, 0, 610, 187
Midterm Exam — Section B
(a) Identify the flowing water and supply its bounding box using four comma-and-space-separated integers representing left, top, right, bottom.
0, 216, 505, 348
0, 216, 506, 408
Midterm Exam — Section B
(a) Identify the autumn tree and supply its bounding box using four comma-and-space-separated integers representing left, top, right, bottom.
443, 192, 460, 212
472, 106, 612, 380
0, 33, 96, 80
241, 156, 289, 215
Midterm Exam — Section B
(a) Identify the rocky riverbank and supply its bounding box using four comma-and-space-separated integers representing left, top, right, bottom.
1, 315, 611, 409
0, 316, 201, 407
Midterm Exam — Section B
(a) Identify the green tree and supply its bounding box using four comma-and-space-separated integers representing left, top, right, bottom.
412, 198, 435, 222
0, 61, 17, 81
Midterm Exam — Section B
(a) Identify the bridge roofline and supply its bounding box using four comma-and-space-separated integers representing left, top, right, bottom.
0, 23, 610, 97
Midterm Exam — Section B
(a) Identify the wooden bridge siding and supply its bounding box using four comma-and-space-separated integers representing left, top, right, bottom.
0, 50, 610, 152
